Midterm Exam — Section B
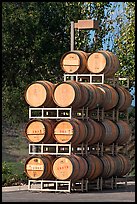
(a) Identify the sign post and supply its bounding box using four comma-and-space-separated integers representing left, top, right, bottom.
70, 19, 99, 51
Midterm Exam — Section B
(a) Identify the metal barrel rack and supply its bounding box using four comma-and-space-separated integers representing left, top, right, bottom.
24, 19, 132, 193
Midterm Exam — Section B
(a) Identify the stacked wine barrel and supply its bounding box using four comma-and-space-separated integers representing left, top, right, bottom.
24, 49, 132, 192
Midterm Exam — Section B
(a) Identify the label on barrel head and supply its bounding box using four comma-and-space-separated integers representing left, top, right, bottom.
53, 157, 73, 180
25, 158, 44, 179
26, 164, 44, 170
26, 121, 45, 142
54, 122, 73, 143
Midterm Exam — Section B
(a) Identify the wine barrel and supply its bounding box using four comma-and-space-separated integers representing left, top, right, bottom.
97, 84, 119, 111
82, 83, 104, 109
52, 154, 88, 181
115, 85, 132, 111
99, 119, 119, 145
100, 154, 117, 178
85, 119, 102, 145
87, 50, 119, 77
115, 120, 132, 145
24, 80, 56, 107
53, 118, 87, 146
113, 154, 131, 177
60, 50, 89, 73
24, 155, 55, 179
85, 154, 103, 180
24, 119, 55, 143
53, 80, 89, 109
98, 50, 120, 77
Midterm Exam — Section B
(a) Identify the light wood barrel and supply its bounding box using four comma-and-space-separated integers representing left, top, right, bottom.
24, 155, 55, 179
53, 118, 87, 146
115, 85, 132, 111
100, 154, 117, 178
24, 119, 55, 143
97, 84, 119, 110
24, 80, 56, 107
98, 50, 120, 77
52, 155, 88, 181
60, 50, 89, 73
113, 154, 131, 177
115, 120, 132, 145
85, 154, 103, 180
99, 119, 119, 145
87, 50, 119, 77
53, 80, 89, 109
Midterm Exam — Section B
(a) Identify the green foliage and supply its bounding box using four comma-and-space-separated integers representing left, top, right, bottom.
2, 83, 28, 124
2, 161, 28, 186
113, 2, 135, 88
2, 2, 89, 124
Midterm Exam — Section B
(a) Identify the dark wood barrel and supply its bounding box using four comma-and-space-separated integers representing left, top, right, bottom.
100, 154, 117, 178
87, 50, 119, 77
85, 154, 103, 180
115, 85, 132, 111
97, 84, 119, 111
60, 50, 89, 74
83, 119, 95, 144
53, 118, 87, 146
113, 154, 131, 177
53, 80, 89, 109
24, 155, 55, 179
85, 119, 102, 145
82, 83, 104, 109
99, 119, 119, 145
24, 80, 56, 107
24, 119, 55, 143
52, 154, 88, 181
115, 120, 132, 145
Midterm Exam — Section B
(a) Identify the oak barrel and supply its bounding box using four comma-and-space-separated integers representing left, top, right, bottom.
85, 154, 103, 180
60, 50, 89, 73
115, 120, 132, 145
24, 119, 55, 143
85, 119, 102, 145
53, 80, 89, 109
100, 154, 117, 178
115, 85, 132, 111
113, 154, 131, 177
98, 50, 120, 76
99, 119, 119, 145
24, 155, 55, 179
53, 118, 87, 146
52, 154, 88, 180
97, 84, 119, 110
82, 83, 104, 109
87, 50, 119, 77
24, 80, 56, 107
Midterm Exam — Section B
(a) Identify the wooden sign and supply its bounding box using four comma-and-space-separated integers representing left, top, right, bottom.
74, 20, 99, 30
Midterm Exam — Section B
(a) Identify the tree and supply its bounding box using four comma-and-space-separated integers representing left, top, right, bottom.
113, 2, 135, 89
2, 2, 91, 123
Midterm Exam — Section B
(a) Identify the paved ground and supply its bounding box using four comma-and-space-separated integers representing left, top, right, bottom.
2, 181, 135, 202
